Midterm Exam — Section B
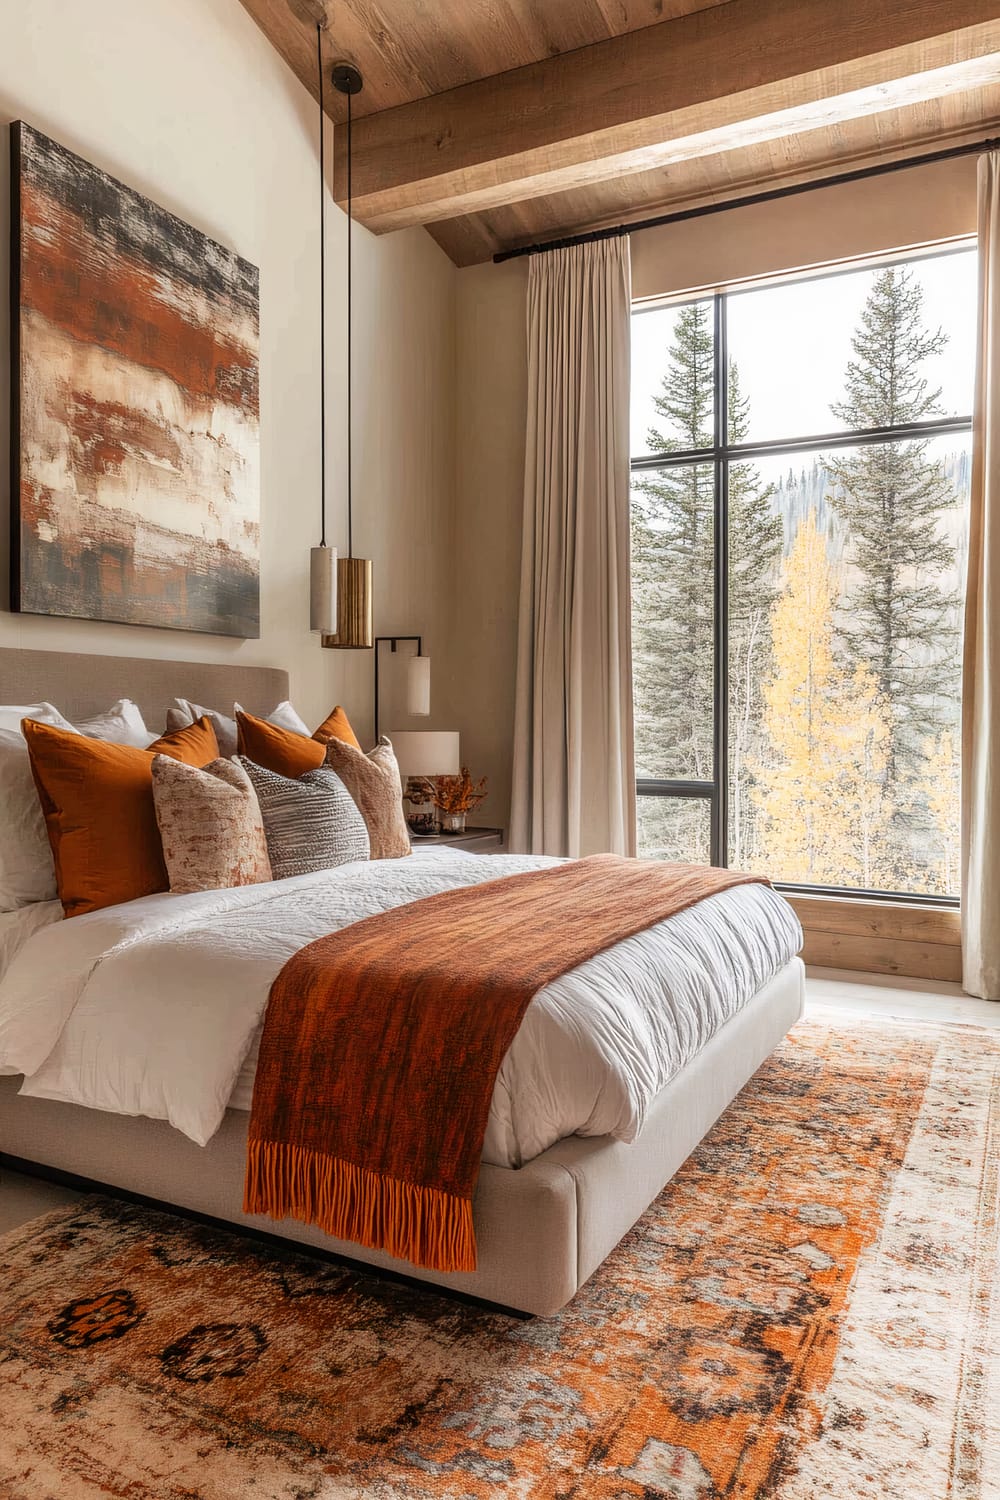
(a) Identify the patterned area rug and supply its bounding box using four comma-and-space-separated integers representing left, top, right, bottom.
2, 1014, 999, 1499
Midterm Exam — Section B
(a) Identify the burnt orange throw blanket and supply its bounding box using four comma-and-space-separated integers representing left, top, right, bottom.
244, 855, 766, 1272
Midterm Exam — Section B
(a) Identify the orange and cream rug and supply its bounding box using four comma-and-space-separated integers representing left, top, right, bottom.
1, 1013, 998, 1499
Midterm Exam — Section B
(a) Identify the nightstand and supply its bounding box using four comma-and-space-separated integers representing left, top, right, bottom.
410, 826, 505, 853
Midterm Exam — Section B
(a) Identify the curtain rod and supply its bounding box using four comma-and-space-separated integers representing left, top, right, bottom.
492, 133, 1000, 264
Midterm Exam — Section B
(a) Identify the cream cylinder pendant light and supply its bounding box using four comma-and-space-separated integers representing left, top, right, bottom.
322, 56, 374, 649
310, 544, 336, 631
406, 652, 431, 716
310, 20, 337, 634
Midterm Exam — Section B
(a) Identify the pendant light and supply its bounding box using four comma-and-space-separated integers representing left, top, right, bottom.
309, 20, 337, 633
322, 53, 374, 649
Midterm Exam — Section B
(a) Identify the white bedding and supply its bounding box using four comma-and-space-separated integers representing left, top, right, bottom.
0, 851, 802, 1167
0, 903, 63, 1078
0, 902, 62, 981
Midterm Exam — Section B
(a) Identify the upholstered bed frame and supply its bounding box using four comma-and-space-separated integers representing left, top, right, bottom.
0, 644, 289, 727
0, 646, 805, 1316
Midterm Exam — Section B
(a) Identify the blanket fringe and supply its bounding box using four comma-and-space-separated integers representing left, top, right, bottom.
244, 1140, 477, 1274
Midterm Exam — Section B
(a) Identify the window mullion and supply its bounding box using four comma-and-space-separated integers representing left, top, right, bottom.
711, 293, 729, 868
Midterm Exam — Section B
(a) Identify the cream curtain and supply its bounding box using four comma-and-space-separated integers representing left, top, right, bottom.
962, 152, 1000, 999
510, 237, 636, 858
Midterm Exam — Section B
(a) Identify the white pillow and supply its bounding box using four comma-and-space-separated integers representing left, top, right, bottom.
169, 699, 239, 757
235, 700, 311, 736
75, 698, 156, 748
0, 702, 75, 736
168, 698, 311, 758
0, 712, 79, 911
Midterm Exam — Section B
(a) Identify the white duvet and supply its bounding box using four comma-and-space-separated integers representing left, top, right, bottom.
0, 851, 801, 1168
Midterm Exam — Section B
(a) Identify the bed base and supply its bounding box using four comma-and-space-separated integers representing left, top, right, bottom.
0, 1151, 535, 1319
0, 959, 804, 1316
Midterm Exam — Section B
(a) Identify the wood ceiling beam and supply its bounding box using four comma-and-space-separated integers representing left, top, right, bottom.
331, 0, 1000, 233
426, 114, 994, 267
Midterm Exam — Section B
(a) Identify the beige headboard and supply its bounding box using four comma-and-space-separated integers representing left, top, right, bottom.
0, 647, 289, 730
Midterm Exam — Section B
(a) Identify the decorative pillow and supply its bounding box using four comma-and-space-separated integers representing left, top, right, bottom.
0, 707, 80, 913
236, 705, 360, 778
75, 698, 156, 748
23, 716, 220, 918
311, 706, 361, 750
239, 760, 370, 880
322, 736, 411, 860
152, 757, 272, 894
166, 699, 312, 758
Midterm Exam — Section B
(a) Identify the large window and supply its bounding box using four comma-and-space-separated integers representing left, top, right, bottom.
631, 246, 974, 901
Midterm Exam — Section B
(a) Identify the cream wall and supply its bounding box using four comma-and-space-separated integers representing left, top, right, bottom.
0, 0, 456, 742
454, 159, 978, 830
454, 259, 528, 829
630, 157, 978, 301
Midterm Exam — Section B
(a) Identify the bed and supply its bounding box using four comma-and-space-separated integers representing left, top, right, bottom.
0, 646, 804, 1316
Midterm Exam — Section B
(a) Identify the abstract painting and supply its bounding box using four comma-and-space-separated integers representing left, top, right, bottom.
10, 123, 260, 637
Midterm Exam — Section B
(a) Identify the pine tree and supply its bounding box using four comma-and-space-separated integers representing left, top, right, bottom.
631, 306, 713, 859
631, 303, 781, 862
825, 267, 958, 804
631, 302, 714, 797
755, 509, 891, 886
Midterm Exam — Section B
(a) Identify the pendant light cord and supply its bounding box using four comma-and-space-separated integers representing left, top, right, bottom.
317, 22, 327, 548
346, 86, 353, 560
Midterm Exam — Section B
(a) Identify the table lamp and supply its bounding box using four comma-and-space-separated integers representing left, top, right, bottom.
386, 730, 460, 835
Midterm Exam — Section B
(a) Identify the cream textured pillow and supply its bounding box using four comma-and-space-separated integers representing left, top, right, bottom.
323, 736, 411, 860
151, 756, 272, 895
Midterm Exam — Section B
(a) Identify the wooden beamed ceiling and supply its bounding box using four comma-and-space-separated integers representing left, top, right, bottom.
238, 0, 1000, 265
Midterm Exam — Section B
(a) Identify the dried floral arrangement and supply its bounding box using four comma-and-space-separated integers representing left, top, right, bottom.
410, 768, 488, 815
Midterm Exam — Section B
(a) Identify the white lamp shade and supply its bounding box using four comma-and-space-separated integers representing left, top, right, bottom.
406, 654, 431, 716
309, 545, 338, 633
386, 730, 460, 778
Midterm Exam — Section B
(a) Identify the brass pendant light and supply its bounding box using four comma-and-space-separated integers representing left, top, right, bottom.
322, 55, 373, 649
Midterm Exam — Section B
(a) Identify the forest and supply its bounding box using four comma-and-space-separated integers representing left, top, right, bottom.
631, 265, 968, 897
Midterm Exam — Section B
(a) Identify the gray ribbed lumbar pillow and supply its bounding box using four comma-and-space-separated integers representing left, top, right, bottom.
239, 759, 370, 880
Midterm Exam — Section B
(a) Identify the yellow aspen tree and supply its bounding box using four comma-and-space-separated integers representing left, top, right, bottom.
754, 508, 890, 886
913, 730, 961, 896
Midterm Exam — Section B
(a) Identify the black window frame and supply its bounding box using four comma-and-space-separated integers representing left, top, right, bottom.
632, 244, 974, 908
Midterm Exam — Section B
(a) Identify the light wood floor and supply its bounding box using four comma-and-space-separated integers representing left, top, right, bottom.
2, 968, 998, 1238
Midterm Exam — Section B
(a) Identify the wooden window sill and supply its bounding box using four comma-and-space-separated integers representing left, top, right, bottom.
786, 892, 961, 983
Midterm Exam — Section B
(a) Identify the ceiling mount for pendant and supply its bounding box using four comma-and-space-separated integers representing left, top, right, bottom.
331, 62, 363, 96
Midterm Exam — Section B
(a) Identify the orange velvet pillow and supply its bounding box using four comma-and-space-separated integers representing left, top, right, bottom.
23, 716, 220, 918
236, 705, 360, 777
312, 706, 361, 751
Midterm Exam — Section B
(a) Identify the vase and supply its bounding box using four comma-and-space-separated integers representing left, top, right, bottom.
440, 811, 466, 834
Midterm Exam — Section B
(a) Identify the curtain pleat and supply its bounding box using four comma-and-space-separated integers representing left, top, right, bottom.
962, 153, 1000, 999
510, 238, 635, 858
